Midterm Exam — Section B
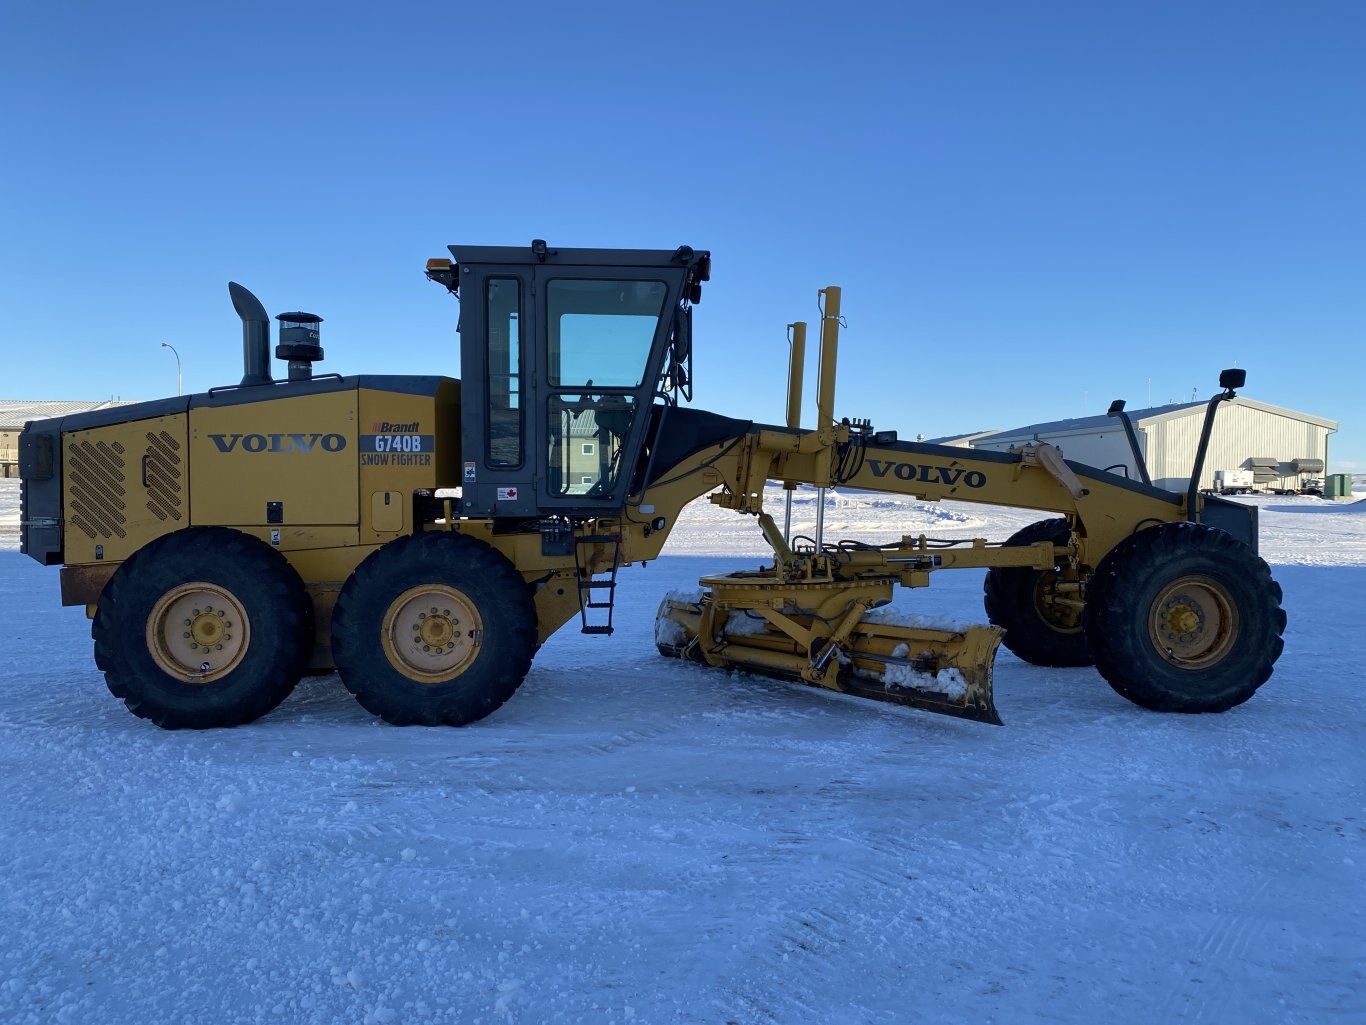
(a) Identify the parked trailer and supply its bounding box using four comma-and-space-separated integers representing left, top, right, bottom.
1214, 469, 1255, 495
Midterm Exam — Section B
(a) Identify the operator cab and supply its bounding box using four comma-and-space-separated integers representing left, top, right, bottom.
426, 241, 709, 519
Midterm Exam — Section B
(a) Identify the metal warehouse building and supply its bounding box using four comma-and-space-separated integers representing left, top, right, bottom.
0, 400, 135, 477
970, 397, 1339, 493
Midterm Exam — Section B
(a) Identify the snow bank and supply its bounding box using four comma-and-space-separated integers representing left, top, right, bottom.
2, 482, 1365, 1024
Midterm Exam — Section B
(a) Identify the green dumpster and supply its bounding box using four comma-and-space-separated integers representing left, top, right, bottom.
1324, 473, 1353, 499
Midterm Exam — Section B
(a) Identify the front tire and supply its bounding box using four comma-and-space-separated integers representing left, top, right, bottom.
93, 527, 314, 729
983, 518, 1093, 667
1083, 521, 1285, 712
331, 532, 538, 726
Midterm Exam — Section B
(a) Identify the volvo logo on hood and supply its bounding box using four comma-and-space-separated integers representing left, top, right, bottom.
208, 433, 347, 454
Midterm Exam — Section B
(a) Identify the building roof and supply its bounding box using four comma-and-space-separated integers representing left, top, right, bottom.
976, 396, 1338, 445
0, 399, 138, 428
922, 429, 1001, 446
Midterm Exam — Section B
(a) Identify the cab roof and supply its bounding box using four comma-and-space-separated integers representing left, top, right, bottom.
447, 242, 708, 269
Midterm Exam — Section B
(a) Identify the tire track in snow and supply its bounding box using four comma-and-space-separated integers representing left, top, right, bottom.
702, 709, 925, 1024
1157, 873, 1273, 1023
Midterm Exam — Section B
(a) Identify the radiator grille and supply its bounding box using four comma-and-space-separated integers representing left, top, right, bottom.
144, 430, 184, 522
68, 439, 127, 539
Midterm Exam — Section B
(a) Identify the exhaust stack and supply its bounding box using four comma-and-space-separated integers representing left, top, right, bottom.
228, 281, 273, 387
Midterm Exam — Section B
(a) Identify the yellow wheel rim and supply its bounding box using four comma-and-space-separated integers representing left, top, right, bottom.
147, 582, 251, 684
1034, 569, 1083, 633
1148, 575, 1238, 669
380, 585, 483, 684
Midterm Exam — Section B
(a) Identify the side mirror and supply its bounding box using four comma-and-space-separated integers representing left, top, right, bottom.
667, 305, 693, 401
674, 304, 692, 363
1107, 399, 1125, 416
1218, 368, 1246, 391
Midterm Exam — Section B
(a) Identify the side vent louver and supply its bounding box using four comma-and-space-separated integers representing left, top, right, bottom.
68, 440, 128, 539
144, 430, 184, 522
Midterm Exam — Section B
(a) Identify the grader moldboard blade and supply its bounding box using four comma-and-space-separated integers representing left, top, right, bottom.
655, 583, 1005, 725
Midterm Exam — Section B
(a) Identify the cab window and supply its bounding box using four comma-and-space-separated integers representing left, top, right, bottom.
485, 277, 522, 467
546, 279, 667, 388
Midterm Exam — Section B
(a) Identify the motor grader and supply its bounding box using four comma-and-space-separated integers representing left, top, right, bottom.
18, 241, 1285, 729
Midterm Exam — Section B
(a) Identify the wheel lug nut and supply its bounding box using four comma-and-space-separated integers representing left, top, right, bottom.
183, 618, 192, 626
183, 631, 191, 638
215, 644, 223, 651
422, 645, 431, 652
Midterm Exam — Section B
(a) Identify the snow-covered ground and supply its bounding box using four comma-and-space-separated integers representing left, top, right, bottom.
2, 479, 1364, 1024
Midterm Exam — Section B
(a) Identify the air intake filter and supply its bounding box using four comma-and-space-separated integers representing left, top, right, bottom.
275, 312, 324, 382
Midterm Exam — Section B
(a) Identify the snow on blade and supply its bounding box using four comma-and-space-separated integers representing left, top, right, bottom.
882, 663, 969, 699
663, 588, 704, 604
861, 605, 980, 635
723, 610, 770, 637
653, 613, 688, 647
855, 642, 969, 698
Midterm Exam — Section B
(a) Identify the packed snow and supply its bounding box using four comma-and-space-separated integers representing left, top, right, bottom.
2, 479, 1364, 1024
857, 643, 971, 700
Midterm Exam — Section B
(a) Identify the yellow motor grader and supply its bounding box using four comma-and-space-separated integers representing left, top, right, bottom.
18, 242, 1285, 728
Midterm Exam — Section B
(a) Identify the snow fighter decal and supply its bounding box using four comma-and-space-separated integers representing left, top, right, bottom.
866, 459, 987, 488
359, 433, 434, 467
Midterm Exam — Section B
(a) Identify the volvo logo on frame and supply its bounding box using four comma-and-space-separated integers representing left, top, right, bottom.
866, 459, 987, 488
208, 433, 348, 454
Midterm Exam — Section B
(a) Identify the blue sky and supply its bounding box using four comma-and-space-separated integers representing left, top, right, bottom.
3, 1, 1363, 467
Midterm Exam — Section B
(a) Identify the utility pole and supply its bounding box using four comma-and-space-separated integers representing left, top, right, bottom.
161, 341, 182, 396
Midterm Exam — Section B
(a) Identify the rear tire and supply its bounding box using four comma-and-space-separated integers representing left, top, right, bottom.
93, 527, 313, 729
983, 518, 1093, 667
332, 532, 538, 726
1083, 521, 1285, 712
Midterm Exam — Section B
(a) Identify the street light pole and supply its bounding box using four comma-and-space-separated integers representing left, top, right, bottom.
161, 341, 182, 396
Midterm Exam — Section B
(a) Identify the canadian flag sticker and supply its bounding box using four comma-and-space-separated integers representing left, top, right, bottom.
497, 487, 518, 501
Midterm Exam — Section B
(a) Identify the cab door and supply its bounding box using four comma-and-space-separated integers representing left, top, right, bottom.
457, 264, 538, 517
532, 265, 681, 513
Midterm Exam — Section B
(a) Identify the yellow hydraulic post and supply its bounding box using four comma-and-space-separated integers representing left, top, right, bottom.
784, 321, 807, 543
814, 287, 841, 550
786, 321, 807, 429
815, 287, 841, 430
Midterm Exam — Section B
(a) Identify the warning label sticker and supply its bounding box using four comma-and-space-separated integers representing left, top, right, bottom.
464, 462, 477, 483
496, 487, 519, 501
